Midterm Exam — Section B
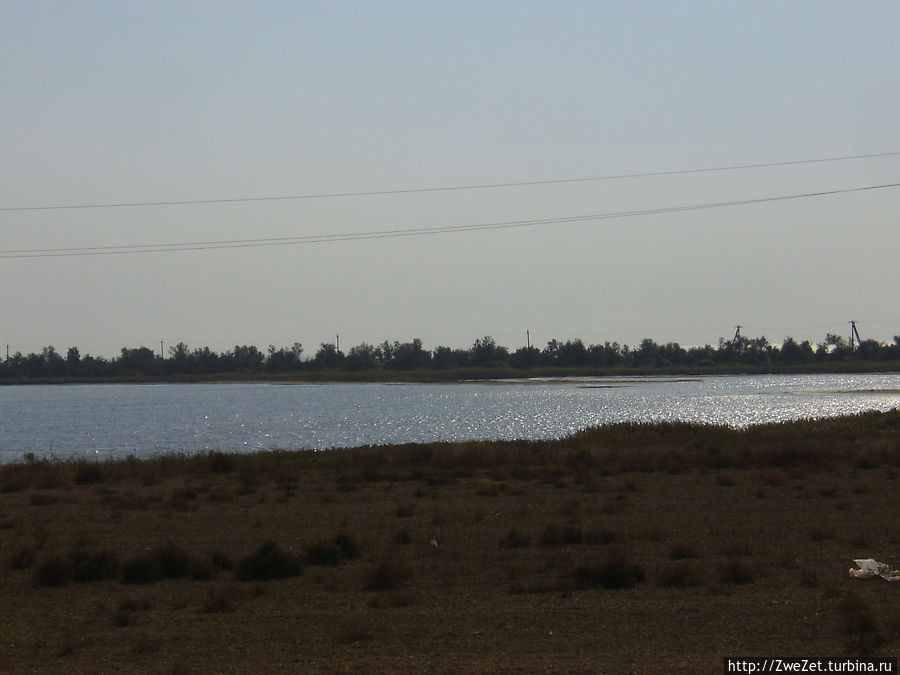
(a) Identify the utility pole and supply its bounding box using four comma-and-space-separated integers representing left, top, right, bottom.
733, 325, 742, 344
526, 329, 531, 350
160, 340, 164, 359
849, 321, 861, 350
336, 334, 340, 353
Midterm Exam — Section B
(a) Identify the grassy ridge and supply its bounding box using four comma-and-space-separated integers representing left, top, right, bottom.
3, 409, 897, 488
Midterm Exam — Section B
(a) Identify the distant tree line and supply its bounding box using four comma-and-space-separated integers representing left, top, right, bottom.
1, 332, 899, 380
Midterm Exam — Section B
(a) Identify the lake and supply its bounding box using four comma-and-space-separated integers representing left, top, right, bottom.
1, 373, 898, 463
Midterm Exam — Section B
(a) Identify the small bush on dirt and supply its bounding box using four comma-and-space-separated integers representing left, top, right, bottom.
207, 451, 234, 474
656, 561, 703, 587
718, 556, 754, 584
669, 542, 700, 560
305, 532, 361, 566
333, 532, 361, 559
69, 549, 119, 582
154, 542, 191, 578
584, 526, 620, 545
73, 461, 105, 485
502, 527, 530, 548
539, 524, 582, 547
362, 557, 412, 591
305, 540, 343, 566
35, 555, 70, 587
121, 554, 163, 584
10, 547, 36, 570
235, 542, 303, 581
570, 548, 646, 589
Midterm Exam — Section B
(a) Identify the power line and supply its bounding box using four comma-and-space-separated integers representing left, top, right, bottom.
2, 151, 899, 213
1, 181, 897, 260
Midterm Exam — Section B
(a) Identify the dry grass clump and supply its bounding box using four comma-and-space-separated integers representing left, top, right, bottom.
235, 542, 304, 581
502, 527, 531, 548
34, 549, 119, 586
584, 525, 620, 545
808, 526, 836, 542
718, 556, 755, 584
120, 541, 198, 584
304, 532, 361, 566
539, 524, 583, 547
9, 547, 36, 570
656, 561, 703, 587
569, 547, 646, 590
362, 556, 412, 591
669, 542, 700, 560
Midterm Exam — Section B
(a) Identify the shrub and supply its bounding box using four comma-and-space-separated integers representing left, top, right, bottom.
305, 540, 343, 567
211, 551, 233, 571
235, 542, 303, 581
656, 561, 703, 587
718, 556, 754, 584
395, 503, 415, 517
305, 533, 361, 566
69, 550, 119, 582
362, 557, 412, 591
571, 548, 646, 589
502, 527, 530, 548
154, 542, 191, 578
539, 524, 582, 547
333, 532, 361, 559
35, 555, 70, 587
669, 542, 700, 560
73, 461, 105, 485
121, 554, 163, 584
584, 526, 620, 545
207, 451, 234, 474
10, 547, 36, 570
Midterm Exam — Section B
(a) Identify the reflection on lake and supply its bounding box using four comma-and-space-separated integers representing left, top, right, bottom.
1, 374, 898, 463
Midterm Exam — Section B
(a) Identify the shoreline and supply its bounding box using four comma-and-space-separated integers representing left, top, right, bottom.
1, 361, 899, 386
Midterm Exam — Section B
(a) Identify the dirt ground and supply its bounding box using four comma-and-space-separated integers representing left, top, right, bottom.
1, 413, 898, 673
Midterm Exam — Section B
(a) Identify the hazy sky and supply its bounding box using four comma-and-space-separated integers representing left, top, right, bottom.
2, 1, 898, 358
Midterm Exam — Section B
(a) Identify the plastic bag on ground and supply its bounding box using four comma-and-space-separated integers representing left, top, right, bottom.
849, 559, 900, 581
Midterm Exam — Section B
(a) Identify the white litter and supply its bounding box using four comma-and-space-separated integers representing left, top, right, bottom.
849, 559, 900, 581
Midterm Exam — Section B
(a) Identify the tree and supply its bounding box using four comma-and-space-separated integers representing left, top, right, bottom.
509, 346, 541, 368
556, 339, 588, 367
470, 336, 508, 367
266, 343, 303, 372
345, 343, 377, 371
65, 347, 81, 375
231, 345, 264, 372
118, 346, 158, 374
389, 339, 430, 370
313, 343, 343, 369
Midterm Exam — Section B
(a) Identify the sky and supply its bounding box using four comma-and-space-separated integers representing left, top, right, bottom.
1, 1, 899, 359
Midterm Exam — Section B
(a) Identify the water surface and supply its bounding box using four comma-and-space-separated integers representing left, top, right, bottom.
1, 374, 898, 463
